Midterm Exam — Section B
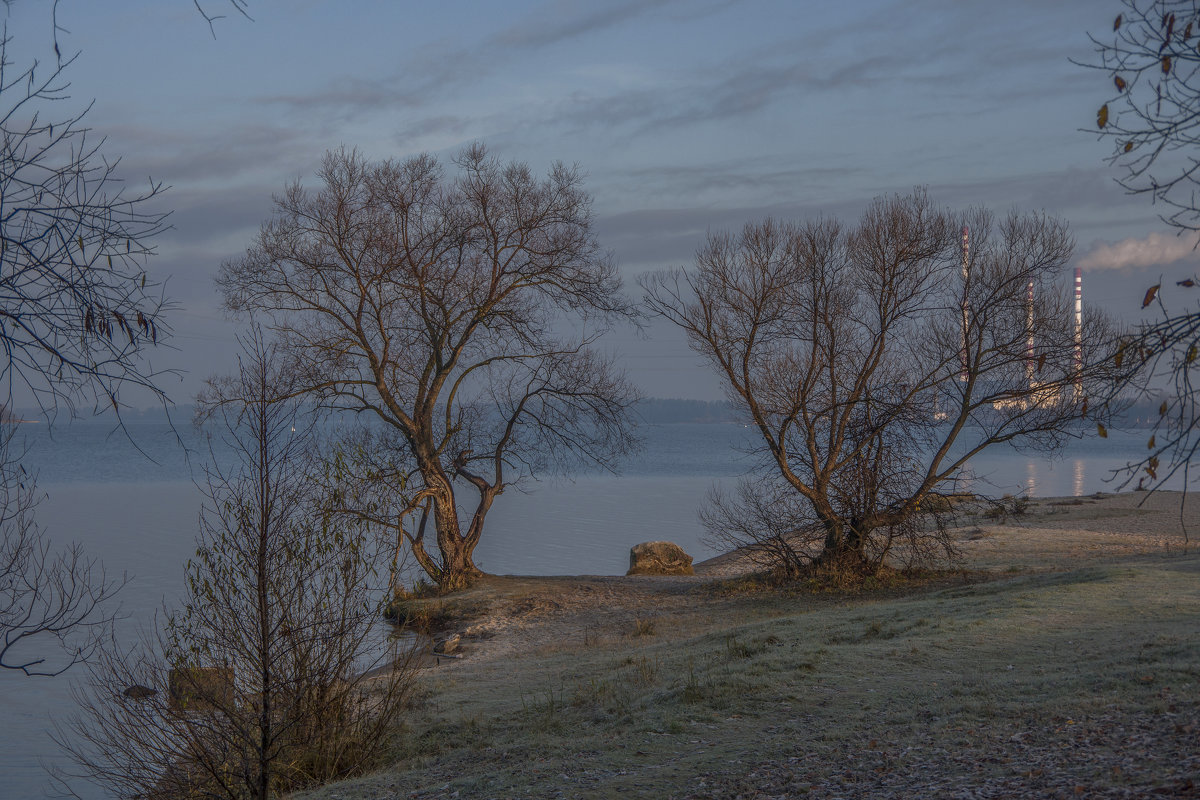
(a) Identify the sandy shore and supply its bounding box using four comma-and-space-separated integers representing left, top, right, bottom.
404, 490, 1197, 669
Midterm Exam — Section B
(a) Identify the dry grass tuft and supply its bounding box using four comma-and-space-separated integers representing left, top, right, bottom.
630, 616, 657, 637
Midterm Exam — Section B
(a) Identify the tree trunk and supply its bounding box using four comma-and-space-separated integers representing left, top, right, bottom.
410, 436, 491, 591
428, 485, 483, 591
436, 539, 482, 591
816, 516, 871, 573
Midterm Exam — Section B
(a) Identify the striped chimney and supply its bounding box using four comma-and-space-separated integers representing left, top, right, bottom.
1026, 280, 1035, 388
1073, 266, 1083, 395
960, 226, 969, 382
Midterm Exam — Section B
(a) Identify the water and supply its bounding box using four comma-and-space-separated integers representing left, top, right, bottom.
0, 419, 1176, 798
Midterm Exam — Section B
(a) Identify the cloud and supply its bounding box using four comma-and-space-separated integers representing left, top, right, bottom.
493, 0, 682, 50
594, 163, 1165, 280
1077, 232, 1200, 271
92, 118, 326, 189
597, 193, 874, 276
253, 0, 1027, 152
550, 47, 928, 140
393, 115, 475, 148
258, 0, 696, 120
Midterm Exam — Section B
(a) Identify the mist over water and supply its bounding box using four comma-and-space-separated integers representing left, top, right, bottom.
0, 420, 1177, 798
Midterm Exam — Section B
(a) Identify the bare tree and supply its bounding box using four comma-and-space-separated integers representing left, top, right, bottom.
0, 35, 170, 417
0, 426, 122, 675
1082, 3, 1200, 498
219, 145, 640, 591
0, 17, 170, 676
643, 192, 1128, 576
56, 330, 413, 800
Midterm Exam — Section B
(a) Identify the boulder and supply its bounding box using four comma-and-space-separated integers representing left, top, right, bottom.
626, 541, 694, 576
122, 684, 157, 700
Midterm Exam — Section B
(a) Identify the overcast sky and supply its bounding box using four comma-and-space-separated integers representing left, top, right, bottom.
7, 1, 1197, 403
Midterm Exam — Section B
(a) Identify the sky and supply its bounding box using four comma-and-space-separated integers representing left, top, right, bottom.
7, 0, 1199, 403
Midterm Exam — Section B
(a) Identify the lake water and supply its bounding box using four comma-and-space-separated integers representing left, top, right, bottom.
0, 419, 1175, 798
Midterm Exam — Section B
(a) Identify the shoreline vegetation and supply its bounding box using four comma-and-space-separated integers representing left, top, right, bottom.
293, 491, 1200, 799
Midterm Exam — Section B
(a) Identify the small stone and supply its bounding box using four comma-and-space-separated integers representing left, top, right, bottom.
434, 634, 461, 654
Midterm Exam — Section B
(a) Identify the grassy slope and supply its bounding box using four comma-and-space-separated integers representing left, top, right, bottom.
302, 552, 1200, 799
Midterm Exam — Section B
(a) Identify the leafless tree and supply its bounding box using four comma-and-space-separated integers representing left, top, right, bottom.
0, 35, 170, 417
56, 330, 413, 800
643, 192, 1128, 576
1082, 3, 1200, 499
0, 17, 170, 677
0, 426, 123, 675
219, 145, 640, 591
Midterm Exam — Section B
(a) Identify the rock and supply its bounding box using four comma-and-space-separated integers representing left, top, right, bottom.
434, 633, 461, 655
626, 541, 694, 576
122, 684, 157, 700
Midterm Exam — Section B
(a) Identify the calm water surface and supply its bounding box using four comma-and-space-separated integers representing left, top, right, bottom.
0, 420, 1176, 798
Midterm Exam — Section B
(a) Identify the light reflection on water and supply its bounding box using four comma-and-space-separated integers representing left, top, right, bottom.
0, 421, 1181, 798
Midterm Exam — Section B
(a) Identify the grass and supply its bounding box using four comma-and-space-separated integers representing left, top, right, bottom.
300, 549, 1200, 799
630, 616, 657, 637
383, 593, 492, 635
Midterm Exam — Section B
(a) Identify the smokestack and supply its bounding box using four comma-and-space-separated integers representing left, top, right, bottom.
1026, 280, 1035, 388
960, 226, 969, 382
1074, 266, 1083, 395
